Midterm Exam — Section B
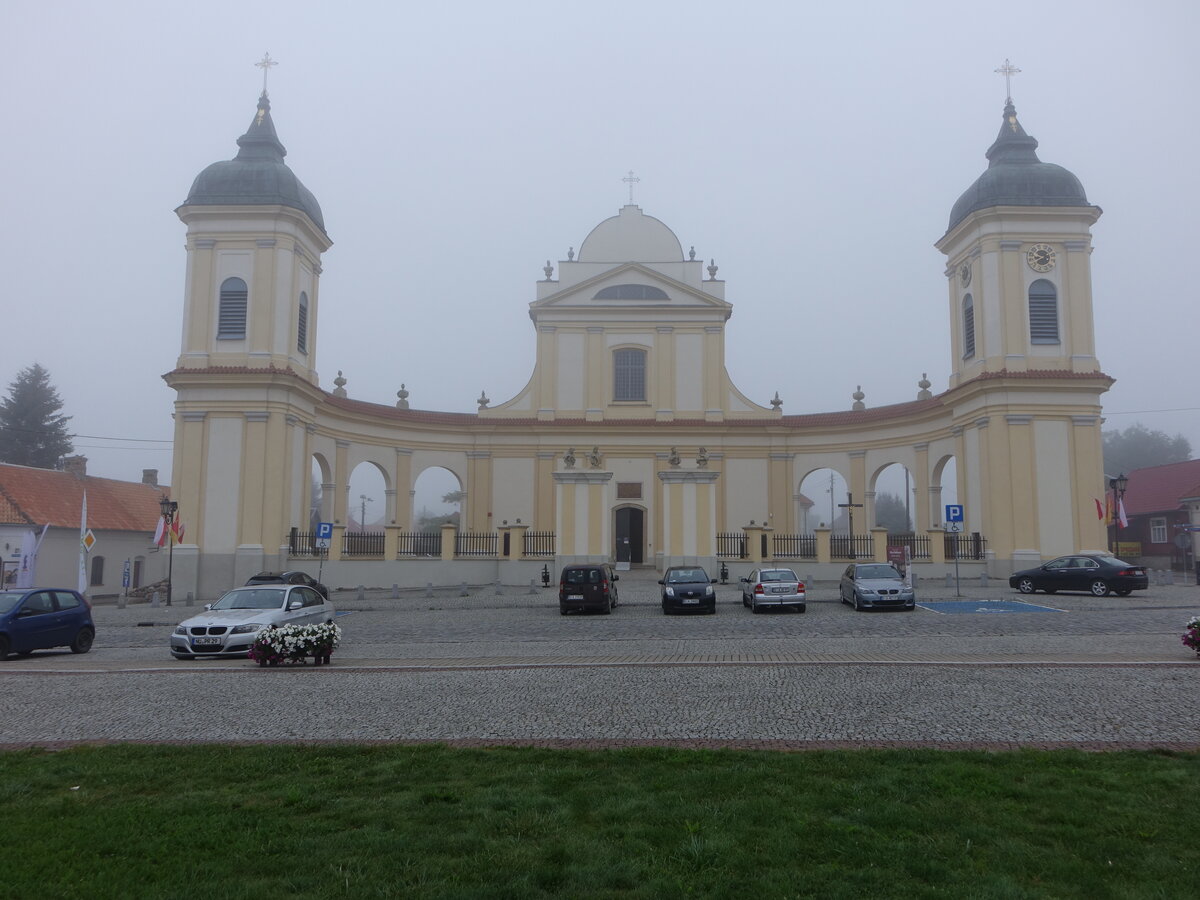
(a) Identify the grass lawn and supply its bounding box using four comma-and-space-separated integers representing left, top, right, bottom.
0, 744, 1195, 898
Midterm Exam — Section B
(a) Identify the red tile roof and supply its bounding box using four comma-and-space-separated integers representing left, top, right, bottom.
1122, 459, 1200, 516
0, 464, 168, 532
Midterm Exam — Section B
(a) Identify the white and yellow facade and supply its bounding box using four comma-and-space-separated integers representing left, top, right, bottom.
166, 91, 1112, 599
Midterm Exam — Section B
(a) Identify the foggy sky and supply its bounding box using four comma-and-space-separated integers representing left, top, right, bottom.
3, 0, 1196, 509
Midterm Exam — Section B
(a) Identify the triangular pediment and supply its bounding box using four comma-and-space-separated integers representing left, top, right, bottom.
530, 263, 731, 313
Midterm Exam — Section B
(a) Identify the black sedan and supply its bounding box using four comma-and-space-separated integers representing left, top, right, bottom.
659, 566, 717, 614
1008, 555, 1148, 597
246, 570, 329, 600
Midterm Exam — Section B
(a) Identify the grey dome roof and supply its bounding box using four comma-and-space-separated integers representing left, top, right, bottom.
182, 94, 326, 232
947, 101, 1090, 232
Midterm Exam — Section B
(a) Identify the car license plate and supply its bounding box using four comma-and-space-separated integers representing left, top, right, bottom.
193, 637, 222, 646
567, 594, 583, 600
682, 598, 699, 604
771, 587, 790, 593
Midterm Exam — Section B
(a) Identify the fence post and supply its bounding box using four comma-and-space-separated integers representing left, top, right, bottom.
814, 527, 832, 564
870, 528, 889, 563
926, 529, 946, 565
441, 523, 457, 561
384, 525, 401, 560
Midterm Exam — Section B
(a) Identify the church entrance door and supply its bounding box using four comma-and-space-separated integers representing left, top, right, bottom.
614, 507, 644, 565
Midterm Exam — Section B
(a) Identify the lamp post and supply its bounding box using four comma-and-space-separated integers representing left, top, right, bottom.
359, 494, 373, 532
159, 496, 178, 607
1108, 473, 1128, 555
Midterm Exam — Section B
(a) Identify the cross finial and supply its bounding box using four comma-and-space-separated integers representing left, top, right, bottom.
256, 52, 278, 96
622, 169, 641, 205
994, 58, 1021, 103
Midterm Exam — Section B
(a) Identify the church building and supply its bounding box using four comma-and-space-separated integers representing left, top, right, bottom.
165, 83, 1111, 599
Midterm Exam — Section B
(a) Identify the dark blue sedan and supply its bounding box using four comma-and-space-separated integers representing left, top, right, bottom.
0, 588, 95, 659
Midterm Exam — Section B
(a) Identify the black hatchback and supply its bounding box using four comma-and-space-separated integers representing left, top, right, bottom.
659, 566, 717, 615
1008, 554, 1148, 597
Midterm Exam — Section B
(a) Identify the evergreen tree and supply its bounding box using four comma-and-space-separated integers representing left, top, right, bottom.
0, 364, 74, 468
1102, 424, 1191, 475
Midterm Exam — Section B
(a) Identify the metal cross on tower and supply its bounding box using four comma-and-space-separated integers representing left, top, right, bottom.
256, 52, 278, 96
994, 58, 1021, 102
623, 170, 641, 205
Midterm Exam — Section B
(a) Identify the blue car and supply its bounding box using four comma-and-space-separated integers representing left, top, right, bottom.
0, 588, 95, 659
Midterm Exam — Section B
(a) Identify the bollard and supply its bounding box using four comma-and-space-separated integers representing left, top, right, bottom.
186, 591, 194, 607
459, 582, 469, 597
357, 584, 366, 602
944, 573, 953, 588
1165, 569, 1175, 586
910, 571, 919, 588
528, 579, 538, 595
979, 572, 989, 588
495, 580, 503, 597
392, 583, 400, 599
150, 591, 160, 607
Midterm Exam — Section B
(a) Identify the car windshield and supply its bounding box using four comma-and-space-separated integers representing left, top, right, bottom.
211, 589, 288, 610
667, 569, 706, 584
0, 592, 25, 614
759, 570, 797, 583
856, 565, 900, 579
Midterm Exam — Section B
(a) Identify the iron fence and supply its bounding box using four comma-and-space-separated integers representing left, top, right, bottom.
716, 532, 748, 559
455, 532, 498, 557
522, 531, 556, 557
772, 534, 817, 559
944, 532, 987, 561
287, 530, 325, 558
886, 533, 931, 561
342, 531, 385, 557
398, 532, 441, 557
830, 533, 873, 560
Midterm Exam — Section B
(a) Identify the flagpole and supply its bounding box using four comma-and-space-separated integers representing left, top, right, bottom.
78, 491, 88, 597
159, 497, 178, 607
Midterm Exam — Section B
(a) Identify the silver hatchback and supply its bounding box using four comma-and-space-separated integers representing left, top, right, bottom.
740, 568, 806, 613
170, 585, 335, 659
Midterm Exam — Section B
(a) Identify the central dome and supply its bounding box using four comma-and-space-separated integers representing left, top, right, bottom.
577, 205, 684, 263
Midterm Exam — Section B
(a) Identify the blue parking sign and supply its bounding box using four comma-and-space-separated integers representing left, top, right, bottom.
316, 522, 333, 539
945, 504, 964, 523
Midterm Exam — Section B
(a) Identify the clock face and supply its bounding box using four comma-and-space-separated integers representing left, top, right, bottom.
959, 263, 972, 287
1027, 243, 1056, 273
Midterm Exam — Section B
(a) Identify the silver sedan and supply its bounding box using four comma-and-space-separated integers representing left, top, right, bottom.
170, 585, 335, 659
839, 563, 915, 611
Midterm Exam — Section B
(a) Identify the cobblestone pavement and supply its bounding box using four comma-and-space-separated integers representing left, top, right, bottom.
2, 572, 1198, 748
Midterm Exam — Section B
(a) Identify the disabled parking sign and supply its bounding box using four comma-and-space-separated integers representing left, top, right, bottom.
315, 521, 333, 549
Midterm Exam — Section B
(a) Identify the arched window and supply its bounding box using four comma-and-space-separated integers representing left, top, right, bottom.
297, 291, 309, 353
613, 348, 646, 401
90, 555, 105, 587
1028, 279, 1059, 344
217, 277, 248, 339
962, 294, 975, 359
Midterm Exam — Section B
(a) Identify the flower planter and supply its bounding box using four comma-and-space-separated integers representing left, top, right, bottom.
1182, 616, 1200, 657
249, 622, 341, 667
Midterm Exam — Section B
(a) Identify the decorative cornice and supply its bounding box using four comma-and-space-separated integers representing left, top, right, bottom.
256, 239, 277, 248
658, 470, 721, 484
1006, 415, 1033, 425
1071, 416, 1099, 427
553, 471, 613, 485
244, 412, 270, 423
975, 417, 990, 428
999, 240, 1022, 250
181, 411, 207, 422
193, 239, 216, 249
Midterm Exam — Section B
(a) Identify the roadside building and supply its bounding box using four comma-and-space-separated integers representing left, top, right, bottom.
1120, 459, 1200, 573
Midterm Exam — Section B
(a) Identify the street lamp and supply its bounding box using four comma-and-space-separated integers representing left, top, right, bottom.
1108, 472, 1128, 554
359, 494, 373, 531
159, 496, 178, 607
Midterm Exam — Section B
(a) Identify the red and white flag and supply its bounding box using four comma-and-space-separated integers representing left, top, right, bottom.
171, 518, 185, 543
1094, 498, 1105, 521
153, 515, 167, 547
1117, 498, 1128, 529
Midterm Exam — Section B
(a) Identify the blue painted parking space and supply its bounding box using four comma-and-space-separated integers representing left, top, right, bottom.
917, 599, 1064, 615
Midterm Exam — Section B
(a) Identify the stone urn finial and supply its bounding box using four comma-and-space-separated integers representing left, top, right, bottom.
852, 385, 866, 411
477, 390, 489, 410
333, 370, 348, 398
707, 259, 718, 280
770, 391, 782, 410
543, 260, 554, 281
917, 373, 932, 400
396, 383, 409, 409
567, 246, 575, 261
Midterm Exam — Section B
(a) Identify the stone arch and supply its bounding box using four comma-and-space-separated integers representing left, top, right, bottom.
310, 452, 332, 526
348, 460, 390, 532
931, 454, 958, 527
797, 467, 849, 532
412, 465, 464, 533
868, 461, 916, 533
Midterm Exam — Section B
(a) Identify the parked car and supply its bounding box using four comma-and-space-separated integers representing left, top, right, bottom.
839, 563, 915, 611
1008, 555, 1148, 597
558, 564, 619, 614
246, 570, 329, 600
0, 588, 95, 659
170, 584, 335, 659
740, 568, 806, 613
659, 566, 717, 614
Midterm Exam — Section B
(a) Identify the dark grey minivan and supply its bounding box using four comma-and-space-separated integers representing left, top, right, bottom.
558, 564, 619, 615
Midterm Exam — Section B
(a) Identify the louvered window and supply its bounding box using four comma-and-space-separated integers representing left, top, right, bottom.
297, 291, 309, 353
962, 294, 975, 359
1028, 279, 1059, 344
217, 277, 248, 339
613, 348, 646, 401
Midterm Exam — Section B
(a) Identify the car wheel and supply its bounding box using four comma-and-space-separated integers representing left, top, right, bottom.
751, 597, 761, 614
1090, 580, 1111, 597
742, 592, 750, 607
70, 628, 94, 654
1016, 577, 1036, 594
559, 607, 568, 616
853, 593, 862, 611
603, 598, 613, 614
0, 635, 10, 660
1115, 589, 1132, 597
